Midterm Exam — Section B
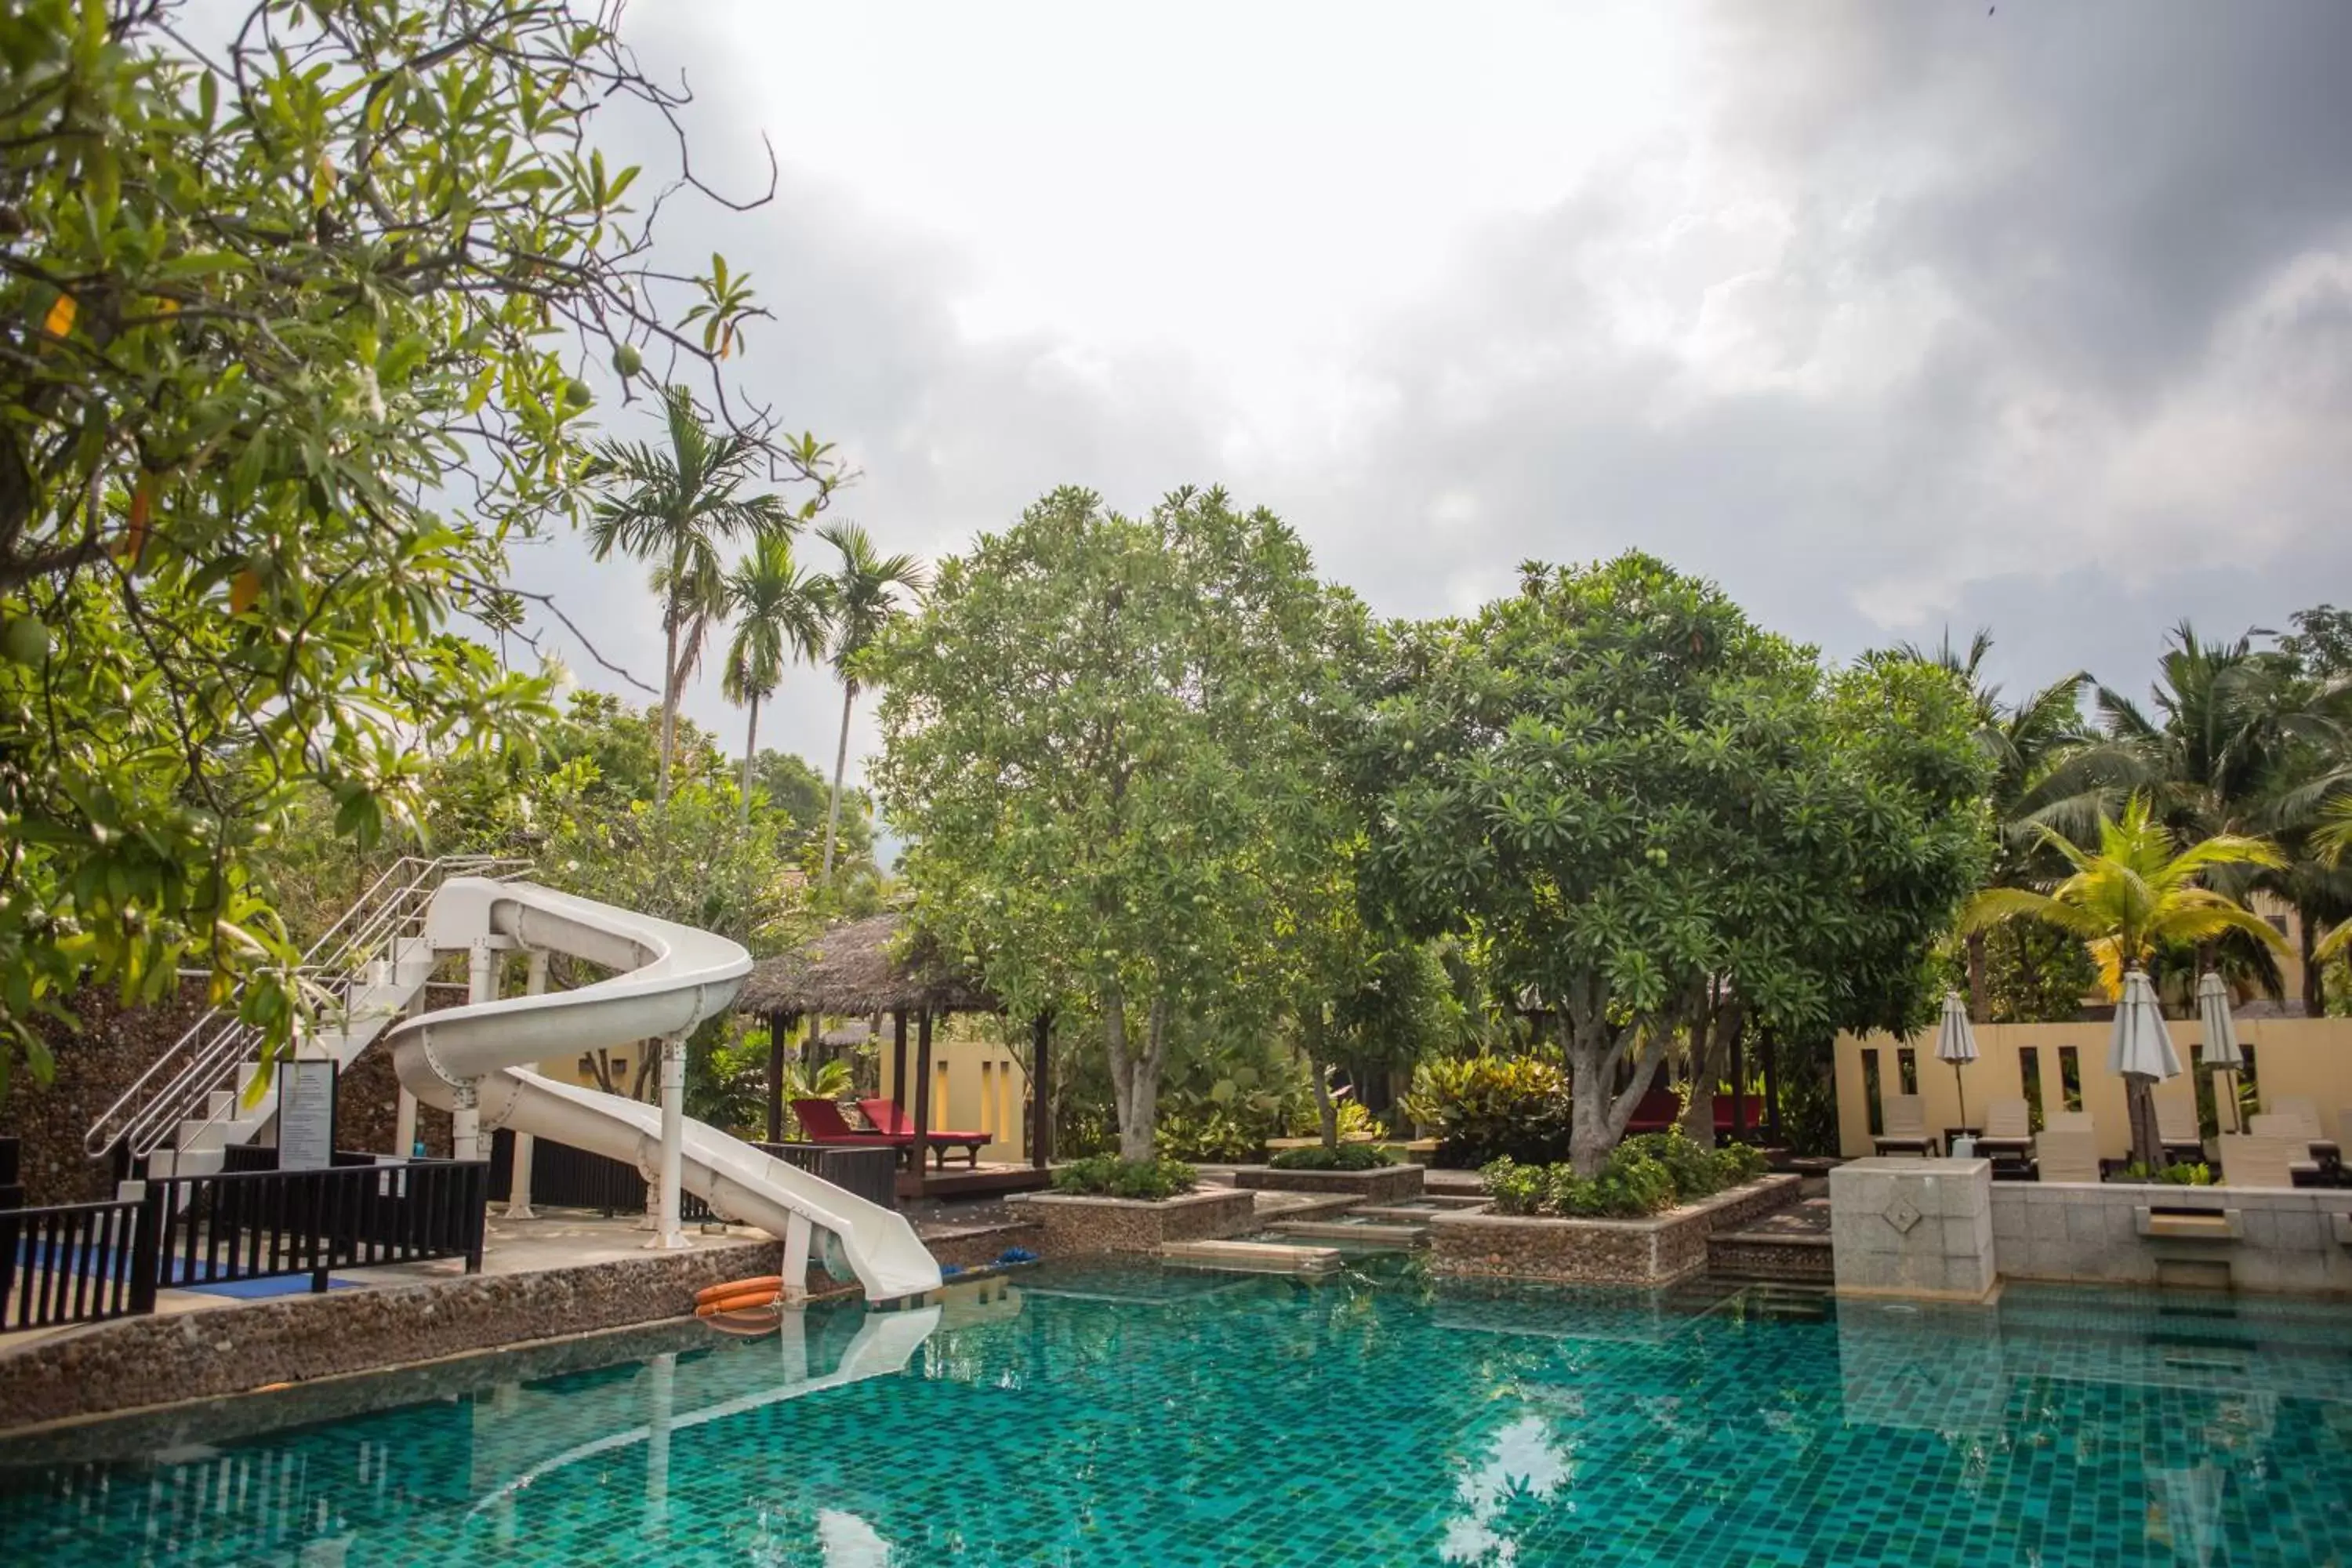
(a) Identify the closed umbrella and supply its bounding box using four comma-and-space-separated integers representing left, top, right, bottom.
2110, 968, 2181, 1170
1934, 990, 1980, 1135
2195, 970, 2245, 1134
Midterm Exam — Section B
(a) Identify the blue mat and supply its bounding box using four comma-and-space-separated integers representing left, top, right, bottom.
180, 1273, 356, 1299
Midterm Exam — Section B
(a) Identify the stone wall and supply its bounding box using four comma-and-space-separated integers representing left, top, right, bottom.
1990, 1181, 2352, 1294
1007, 1187, 1257, 1254
1229, 1163, 1425, 1203
0, 980, 451, 1205
0, 1236, 785, 1431
1426, 1175, 1799, 1286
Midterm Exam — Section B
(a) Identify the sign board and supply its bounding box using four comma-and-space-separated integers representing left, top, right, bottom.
278, 1058, 339, 1172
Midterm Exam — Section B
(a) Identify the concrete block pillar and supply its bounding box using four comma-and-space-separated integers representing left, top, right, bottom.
1829, 1156, 1996, 1302
642, 1033, 691, 1250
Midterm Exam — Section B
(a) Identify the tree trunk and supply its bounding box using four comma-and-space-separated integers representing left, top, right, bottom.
655, 614, 681, 806
1104, 993, 1168, 1162
822, 680, 855, 880
1563, 1008, 1668, 1177
2302, 909, 2324, 1017
1965, 929, 1989, 1022
739, 695, 760, 826
2125, 1073, 2164, 1171
1676, 995, 1744, 1149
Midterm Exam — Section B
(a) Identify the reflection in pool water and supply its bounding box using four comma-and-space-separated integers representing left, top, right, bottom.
5, 1261, 2350, 1566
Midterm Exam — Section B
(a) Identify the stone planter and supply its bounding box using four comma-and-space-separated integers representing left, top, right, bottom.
1007, 1186, 1256, 1254
1229, 1163, 1426, 1203
1427, 1174, 1801, 1287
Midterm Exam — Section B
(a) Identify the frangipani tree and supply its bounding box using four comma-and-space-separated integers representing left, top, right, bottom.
1356, 554, 1988, 1174
876, 486, 1347, 1161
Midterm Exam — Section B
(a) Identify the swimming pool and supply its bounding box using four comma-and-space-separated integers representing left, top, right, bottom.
5, 1258, 2350, 1565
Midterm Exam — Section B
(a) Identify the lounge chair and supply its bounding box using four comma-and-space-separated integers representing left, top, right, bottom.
2268, 1096, 2325, 1142
858, 1098, 992, 1171
2154, 1099, 2205, 1165
791, 1098, 905, 1153
1873, 1094, 1938, 1157
2043, 1109, 2094, 1134
2247, 1114, 2321, 1183
1974, 1098, 2034, 1162
2034, 1126, 2102, 1184
2218, 1132, 2302, 1190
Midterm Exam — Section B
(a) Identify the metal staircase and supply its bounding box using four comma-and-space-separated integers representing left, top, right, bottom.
84, 856, 528, 1179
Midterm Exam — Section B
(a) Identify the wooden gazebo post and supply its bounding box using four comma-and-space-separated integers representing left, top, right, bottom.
911, 1007, 936, 1186
765, 1009, 794, 1144
891, 1009, 909, 1120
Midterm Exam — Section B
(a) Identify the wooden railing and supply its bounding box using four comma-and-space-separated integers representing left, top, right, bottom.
151, 1162, 488, 1294
750, 1142, 900, 1211
0, 1157, 486, 1331
487, 1130, 713, 1221
1, 1193, 151, 1331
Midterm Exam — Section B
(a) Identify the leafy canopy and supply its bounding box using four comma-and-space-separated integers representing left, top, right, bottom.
0, 1, 789, 1079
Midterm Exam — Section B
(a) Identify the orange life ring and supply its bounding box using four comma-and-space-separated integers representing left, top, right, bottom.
695, 1283, 782, 1316
695, 1275, 782, 1308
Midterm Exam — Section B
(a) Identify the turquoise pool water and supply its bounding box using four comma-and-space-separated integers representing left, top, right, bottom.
6, 1259, 2352, 1565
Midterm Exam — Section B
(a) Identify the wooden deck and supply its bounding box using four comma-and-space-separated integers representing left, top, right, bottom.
898, 1163, 1053, 1201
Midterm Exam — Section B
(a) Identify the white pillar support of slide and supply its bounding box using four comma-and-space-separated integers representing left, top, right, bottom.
503, 950, 550, 1220
453, 938, 501, 1163
782, 1211, 813, 1303
642, 1033, 691, 1250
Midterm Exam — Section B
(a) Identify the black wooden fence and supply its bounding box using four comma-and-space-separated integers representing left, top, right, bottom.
0, 1148, 487, 1333
487, 1131, 898, 1218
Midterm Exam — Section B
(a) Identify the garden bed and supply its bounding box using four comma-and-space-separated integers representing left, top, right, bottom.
1426, 1174, 1801, 1287
1229, 1163, 1426, 1203
1007, 1187, 1257, 1254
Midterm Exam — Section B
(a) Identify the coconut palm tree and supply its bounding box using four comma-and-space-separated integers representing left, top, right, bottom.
587, 386, 797, 804
815, 521, 928, 880
720, 536, 835, 825
1896, 629, 2092, 1017
1962, 796, 2290, 1167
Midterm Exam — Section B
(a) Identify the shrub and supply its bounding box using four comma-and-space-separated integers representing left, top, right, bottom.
1051, 1155, 1200, 1201
1480, 1128, 1769, 1220
1269, 1142, 1399, 1171
1154, 1108, 1263, 1163
2123, 1160, 2215, 1186
1403, 1054, 1573, 1167
1480, 1156, 1548, 1216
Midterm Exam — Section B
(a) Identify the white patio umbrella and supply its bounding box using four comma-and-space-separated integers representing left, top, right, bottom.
1934, 990, 1980, 1132
2195, 970, 2245, 1134
2111, 967, 2183, 1170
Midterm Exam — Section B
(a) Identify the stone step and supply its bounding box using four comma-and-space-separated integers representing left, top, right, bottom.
1706, 1194, 1835, 1285
1264, 1219, 1428, 1247
1159, 1240, 1344, 1275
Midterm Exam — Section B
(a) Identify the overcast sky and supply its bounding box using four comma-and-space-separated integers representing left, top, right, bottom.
510, 0, 2352, 792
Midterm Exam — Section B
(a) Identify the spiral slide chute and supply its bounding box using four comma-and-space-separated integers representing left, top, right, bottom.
384, 878, 942, 1302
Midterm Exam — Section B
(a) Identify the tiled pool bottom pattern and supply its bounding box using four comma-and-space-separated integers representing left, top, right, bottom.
7, 1267, 2352, 1567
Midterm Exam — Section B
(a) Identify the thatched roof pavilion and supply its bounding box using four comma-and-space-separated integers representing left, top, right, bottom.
735, 913, 1050, 1196
735, 913, 996, 1017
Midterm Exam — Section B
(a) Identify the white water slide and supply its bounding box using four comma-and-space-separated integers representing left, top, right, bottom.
383, 877, 943, 1303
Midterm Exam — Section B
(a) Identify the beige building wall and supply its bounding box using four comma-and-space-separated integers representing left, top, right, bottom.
877, 1018, 1030, 1163
1836, 1016, 2352, 1162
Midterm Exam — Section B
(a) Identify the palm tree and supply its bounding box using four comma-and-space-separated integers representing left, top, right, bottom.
587, 387, 797, 804
1962, 795, 2290, 1167
815, 521, 928, 880
720, 536, 835, 826
1896, 630, 2092, 1017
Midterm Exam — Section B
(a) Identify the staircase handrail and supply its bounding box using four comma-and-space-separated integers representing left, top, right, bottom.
82, 855, 528, 1158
